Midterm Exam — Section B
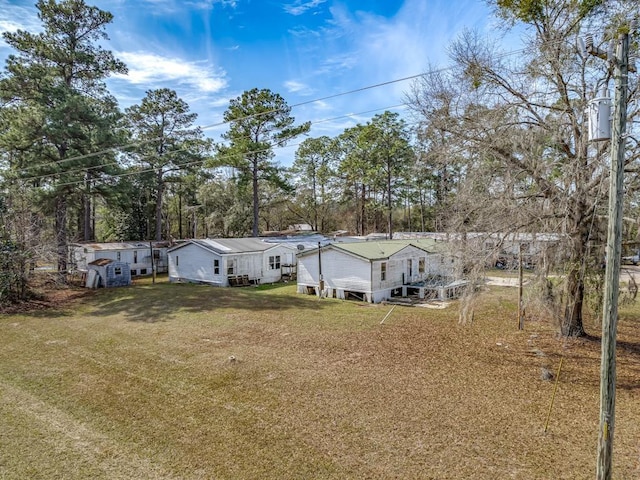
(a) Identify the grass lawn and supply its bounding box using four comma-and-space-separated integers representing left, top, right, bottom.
1, 277, 639, 479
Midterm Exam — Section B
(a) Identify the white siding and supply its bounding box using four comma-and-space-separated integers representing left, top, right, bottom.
70, 245, 167, 276
169, 242, 296, 285
297, 248, 371, 292
322, 249, 371, 291
298, 244, 452, 303
260, 246, 296, 284
169, 244, 223, 285
226, 252, 263, 282
370, 246, 434, 291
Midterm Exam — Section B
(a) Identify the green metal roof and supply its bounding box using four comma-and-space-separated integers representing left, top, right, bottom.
331, 239, 440, 260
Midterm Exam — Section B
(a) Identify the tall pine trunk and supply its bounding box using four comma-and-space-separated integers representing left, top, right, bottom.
387, 166, 393, 239
55, 194, 68, 280
360, 183, 366, 235
252, 156, 259, 237
155, 169, 164, 241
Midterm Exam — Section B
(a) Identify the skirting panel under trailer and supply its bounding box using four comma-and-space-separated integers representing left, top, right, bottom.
297, 281, 468, 304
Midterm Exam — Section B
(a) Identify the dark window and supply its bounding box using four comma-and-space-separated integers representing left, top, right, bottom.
176, 256, 179, 267
419, 258, 426, 274
116, 252, 121, 261
131, 269, 137, 276
140, 268, 147, 275
269, 255, 281, 270
214, 259, 220, 275
227, 260, 235, 275
114, 267, 122, 276
133, 251, 138, 263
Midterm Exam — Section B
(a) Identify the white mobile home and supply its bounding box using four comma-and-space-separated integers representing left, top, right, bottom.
168, 238, 297, 286
297, 239, 454, 303
69, 241, 170, 276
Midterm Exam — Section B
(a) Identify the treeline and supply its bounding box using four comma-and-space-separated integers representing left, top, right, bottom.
2, 0, 640, 338
0, 1, 440, 280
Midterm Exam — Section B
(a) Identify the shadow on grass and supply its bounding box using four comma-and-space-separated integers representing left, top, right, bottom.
581, 333, 640, 358
81, 281, 326, 322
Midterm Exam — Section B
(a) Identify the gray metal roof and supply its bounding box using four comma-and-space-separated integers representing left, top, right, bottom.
298, 239, 440, 261
70, 241, 171, 251
169, 238, 283, 255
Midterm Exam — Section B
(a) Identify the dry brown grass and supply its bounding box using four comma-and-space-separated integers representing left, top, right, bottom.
1, 278, 639, 479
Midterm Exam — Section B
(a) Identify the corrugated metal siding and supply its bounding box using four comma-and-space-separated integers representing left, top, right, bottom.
104, 262, 131, 287
87, 261, 131, 288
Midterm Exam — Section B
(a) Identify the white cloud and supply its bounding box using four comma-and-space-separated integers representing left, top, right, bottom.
0, 1, 42, 47
185, 0, 238, 10
114, 51, 227, 93
300, 0, 494, 108
284, 80, 314, 96
314, 52, 358, 75
137, 0, 237, 14
283, 0, 326, 16
312, 100, 330, 111
0, 19, 28, 35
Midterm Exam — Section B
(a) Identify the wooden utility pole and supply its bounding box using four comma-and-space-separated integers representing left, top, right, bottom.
317, 242, 324, 296
596, 32, 629, 480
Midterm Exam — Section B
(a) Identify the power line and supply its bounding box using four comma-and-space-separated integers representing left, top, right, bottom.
12, 103, 418, 189
1, 36, 588, 192
4, 42, 544, 178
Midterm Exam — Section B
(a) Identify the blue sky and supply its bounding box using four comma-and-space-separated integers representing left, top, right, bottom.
0, 0, 503, 166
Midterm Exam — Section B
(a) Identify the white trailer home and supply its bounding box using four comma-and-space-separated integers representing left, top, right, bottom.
167, 238, 298, 286
68, 241, 171, 276
297, 239, 455, 303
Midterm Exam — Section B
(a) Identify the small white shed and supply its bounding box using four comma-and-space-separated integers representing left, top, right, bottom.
167, 238, 298, 286
297, 239, 452, 303
86, 258, 131, 288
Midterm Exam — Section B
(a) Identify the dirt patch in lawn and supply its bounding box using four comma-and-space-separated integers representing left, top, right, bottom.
0, 286, 90, 315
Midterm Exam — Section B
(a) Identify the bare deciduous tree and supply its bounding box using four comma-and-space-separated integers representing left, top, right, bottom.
407, 1, 640, 336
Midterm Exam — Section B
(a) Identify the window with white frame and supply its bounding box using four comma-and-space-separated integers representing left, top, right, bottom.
269, 255, 281, 270
227, 259, 235, 275
381, 262, 387, 281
